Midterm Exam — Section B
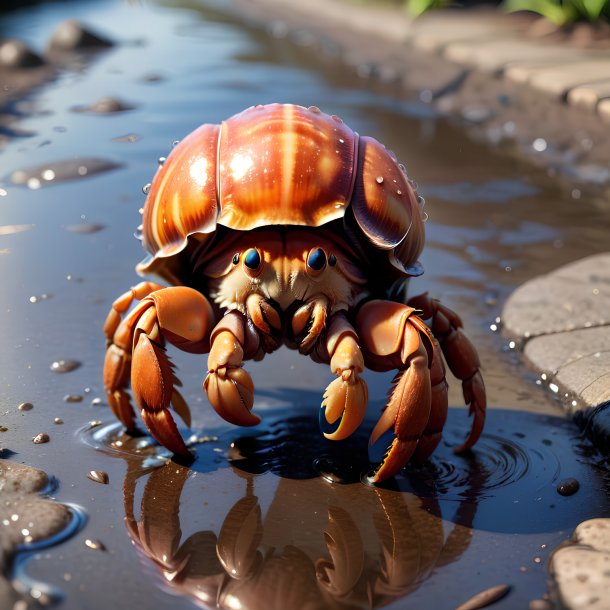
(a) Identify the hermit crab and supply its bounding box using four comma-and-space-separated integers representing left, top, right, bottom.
103, 103, 485, 483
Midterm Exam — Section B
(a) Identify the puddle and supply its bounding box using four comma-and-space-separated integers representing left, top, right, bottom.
0, 0, 609, 608
78, 407, 609, 609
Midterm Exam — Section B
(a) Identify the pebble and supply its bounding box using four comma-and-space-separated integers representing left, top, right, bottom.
32, 433, 49, 444
73, 97, 134, 114
48, 20, 113, 52
87, 470, 109, 485
0, 39, 45, 69
64, 394, 83, 403
84, 538, 106, 551
557, 478, 580, 496
455, 584, 511, 610
54, 418, 64, 425
18, 402, 33, 411
50, 359, 81, 373
529, 600, 553, 610
91, 397, 103, 406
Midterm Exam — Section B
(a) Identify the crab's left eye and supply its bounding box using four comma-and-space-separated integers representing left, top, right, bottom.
244, 248, 262, 271
307, 248, 327, 273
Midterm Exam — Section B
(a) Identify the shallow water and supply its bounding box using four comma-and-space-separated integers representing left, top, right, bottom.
1, 0, 609, 608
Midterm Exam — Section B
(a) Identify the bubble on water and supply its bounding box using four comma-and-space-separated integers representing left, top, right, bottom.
50, 360, 81, 373
0, 187, 7, 197
158, 156, 166, 166
134, 224, 143, 241
27, 178, 41, 190
532, 138, 547, 152
172, 140, 180, 147
91, 398, 103, 406
142, 183, 151, 195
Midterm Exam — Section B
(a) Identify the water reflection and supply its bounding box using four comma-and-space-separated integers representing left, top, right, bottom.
122, 460, 476, 610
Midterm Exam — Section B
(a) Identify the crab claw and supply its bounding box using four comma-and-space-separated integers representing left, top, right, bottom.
321, 372, 368, 441
132, 331, 190, 456
204, 365, 259, 427
204, 329, 260, 427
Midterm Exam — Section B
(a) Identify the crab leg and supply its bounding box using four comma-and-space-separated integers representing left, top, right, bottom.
204, 311, 261, 427
407, 293, 486, 453
355, 300, 437, 483
104, 286, 214, 454
320, 314, 369, 441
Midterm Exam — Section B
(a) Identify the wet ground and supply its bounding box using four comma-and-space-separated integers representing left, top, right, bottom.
1, 0, 609, 608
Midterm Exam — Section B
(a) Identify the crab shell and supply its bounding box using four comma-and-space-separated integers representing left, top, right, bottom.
137, 103, 425, 284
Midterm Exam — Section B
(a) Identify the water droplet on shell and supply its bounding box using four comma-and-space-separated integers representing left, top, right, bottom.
375, 176, 384, 184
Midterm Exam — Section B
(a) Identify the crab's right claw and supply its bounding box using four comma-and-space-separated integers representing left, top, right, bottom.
204, 329, 260, 427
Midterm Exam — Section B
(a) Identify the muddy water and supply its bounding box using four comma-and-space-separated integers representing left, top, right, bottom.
1, 0, 609, 608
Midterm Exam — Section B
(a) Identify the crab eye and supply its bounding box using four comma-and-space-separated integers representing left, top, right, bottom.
244, 248, 261, 271
307, 248, 327, 272
232, 253, 240, 265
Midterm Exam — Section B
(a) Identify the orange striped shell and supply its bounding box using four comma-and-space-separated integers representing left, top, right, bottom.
137, 103, 425, 282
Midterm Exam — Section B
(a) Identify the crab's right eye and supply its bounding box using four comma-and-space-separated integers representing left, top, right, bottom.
244, 248, 261, 270
232, 253, 240, 265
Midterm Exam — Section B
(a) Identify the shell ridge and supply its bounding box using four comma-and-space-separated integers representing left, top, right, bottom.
216, 119, 225, 224
346, 130, 359, 213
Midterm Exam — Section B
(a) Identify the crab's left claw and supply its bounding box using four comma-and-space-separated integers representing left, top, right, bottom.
320, 315, 369, 441
356, 301, 437, 483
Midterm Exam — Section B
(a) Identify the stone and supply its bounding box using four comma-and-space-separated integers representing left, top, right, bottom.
47, 20, 113, 52
549, 519, 610, 610
597, 98, 610, 124
444, 39, 575, 75
0, 40, 45, 69
502, 253, 610, 338
567, 79, 610, 112
506, 58, 610, 99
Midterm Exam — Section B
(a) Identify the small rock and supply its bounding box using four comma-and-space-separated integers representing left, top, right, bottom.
18, 402, 33, 411
529, 600, 553, 610
557, 478, 580, 496
87, 470, 109, 485
0, 40, 46, 69
64, 394, 83, 403
455, 584, 511, 610
85, 538, 106, 551
50, 359, 81, 373
73, 97, 135, 114
32, 433, 50, 444
54, 418, 64, 425
48, 20, 113, 52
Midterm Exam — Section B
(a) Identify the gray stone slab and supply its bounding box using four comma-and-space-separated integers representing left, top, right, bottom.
502, 253, 610, 338
444, 39, 577, 75
410, 11, 518, 53
567, 79, 610, 112
549, 519, 610, 610
506, 59, 610, 98
524, 329, 610, 405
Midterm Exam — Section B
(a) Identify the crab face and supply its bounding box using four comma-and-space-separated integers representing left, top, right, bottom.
204, 230, 367, 314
